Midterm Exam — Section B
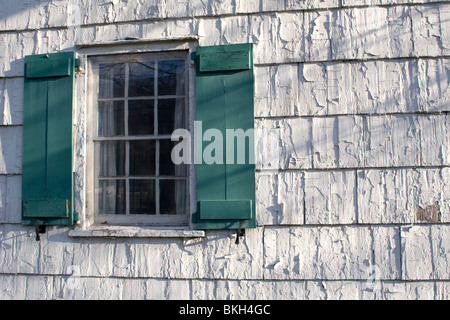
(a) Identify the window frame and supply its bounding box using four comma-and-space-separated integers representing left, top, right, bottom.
82, 42, 196, 228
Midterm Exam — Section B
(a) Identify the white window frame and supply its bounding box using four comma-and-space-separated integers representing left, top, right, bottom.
76, 39, 197, 229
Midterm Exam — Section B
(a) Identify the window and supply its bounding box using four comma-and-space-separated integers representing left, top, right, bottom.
22, 43, 255, 233
87, 51, 189, 226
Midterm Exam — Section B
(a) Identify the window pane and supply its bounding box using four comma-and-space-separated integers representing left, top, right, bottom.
97, 141, 126, 177
128, 62, 155, 97
99, 63, 125, 98
97, 180, 126, 215
160, 180, 186, 215
158, 60, 185, 96
98, 101, 124, 136
129, 140, 155, 176
129, 179, 156, 214
159, 139, 187, 176
158, 98, 185, 134
128, 100, 154, 136
93, 53, 189, 224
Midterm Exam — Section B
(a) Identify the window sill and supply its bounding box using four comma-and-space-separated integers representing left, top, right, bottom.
68, 226, 205, 239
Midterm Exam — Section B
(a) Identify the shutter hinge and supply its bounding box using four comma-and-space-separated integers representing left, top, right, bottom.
35, 219, 46, 241
75, 58, 83, 73
235, 220, 245, 245
190, 52, 197, 68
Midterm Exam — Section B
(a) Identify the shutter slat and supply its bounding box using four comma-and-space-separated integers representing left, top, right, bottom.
199, 51, 250, 72
23, 199, 70, 218
199, 200, 252, 220
26, 58, 71, 78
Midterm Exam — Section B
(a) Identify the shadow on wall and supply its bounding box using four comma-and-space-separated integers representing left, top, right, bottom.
1, 1, 66, 28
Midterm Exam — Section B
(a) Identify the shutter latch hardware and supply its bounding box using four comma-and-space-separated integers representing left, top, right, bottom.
75, 58, 83, 73
235, 220, 245, 245
35, 219, 46, 241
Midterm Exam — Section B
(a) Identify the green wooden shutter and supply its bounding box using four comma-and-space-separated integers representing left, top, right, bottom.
22, 52, 79, 226
192, 43, 256, 230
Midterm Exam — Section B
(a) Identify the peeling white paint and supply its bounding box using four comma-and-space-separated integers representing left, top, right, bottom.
0, 0, 450, 300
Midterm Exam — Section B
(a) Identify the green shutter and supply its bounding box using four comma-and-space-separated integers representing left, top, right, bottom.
22, 52, 78, 226
193, 43, 256, 230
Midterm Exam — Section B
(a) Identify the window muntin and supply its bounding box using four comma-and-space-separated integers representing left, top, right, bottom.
89, 52, 189, 226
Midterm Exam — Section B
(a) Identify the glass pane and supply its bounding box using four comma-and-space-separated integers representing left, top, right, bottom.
97, 180, 126, 215
158, 98, 185, 134
128, 100, 154, 136
98, 101, 124, 136
128, 62, 155, 97
129, 179, 156, 214
129, 140, 155, 176
160, 180, 186, 215
99, 63, 125, 98
159, 139, 187, 176
97, 141, 126, 177
158, 60, 185, 96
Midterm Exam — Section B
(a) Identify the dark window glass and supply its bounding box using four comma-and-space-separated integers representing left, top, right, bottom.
160, 180, 186, 215
98, 180, 126, 215
158, 60, 185, 96
99, 63, 125, 98
98, 100, 124, 136
98, 141, 126, 177
128, 100, 154, 136
129, 179, 156, 214
159, 139, 187, 176
128, 62, 155, 97
129, 140, 156, 176
158, 98, 185, 134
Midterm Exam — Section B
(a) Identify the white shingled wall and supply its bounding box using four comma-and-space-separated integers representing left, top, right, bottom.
0, 0, 449, 299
